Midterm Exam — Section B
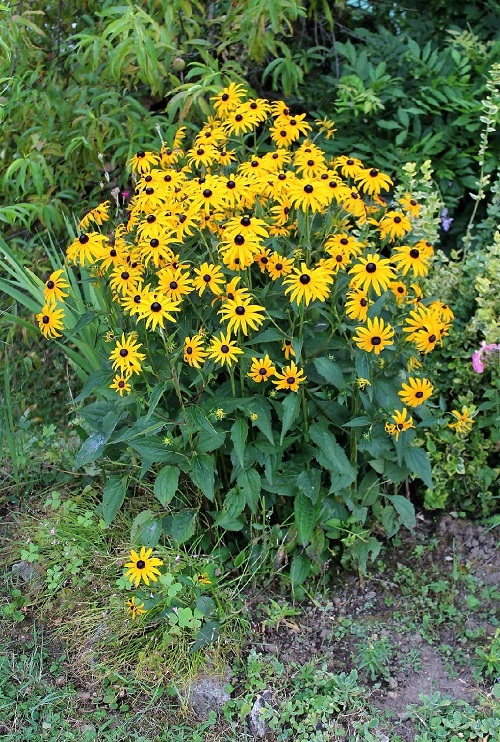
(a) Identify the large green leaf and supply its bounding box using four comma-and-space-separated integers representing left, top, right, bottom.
237, 468, 261, 513
290, 554, 311, 587
230, 417, 248, 468
294, 492, 318, 546
189, 454, 215, 501
102, 475, 128, 525
280, 393, 300, 444
74, 431, 107, 468
309, 420, 356, 491
296, 468, 322, 504
165, 509, 197, 544
313, 357, 346, 390
154, 465, 180, 506
387, 494, 416, 531
404, 446, 433, 490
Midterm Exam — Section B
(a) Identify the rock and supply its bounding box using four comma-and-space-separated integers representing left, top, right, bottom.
185, 675, 230, 720
248, 690, 274, 738
11, 561, 42, 592
388, 676, 398, 690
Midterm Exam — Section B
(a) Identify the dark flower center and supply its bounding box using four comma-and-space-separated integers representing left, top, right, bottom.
144, 175, 152, 182
307, 159, 314, 166
169, 281, 178, 290
136, 560, 146, 569
300, 274, 311, 284
227, 292, 234, 300
351, 191, 359, 199
346, 159, 354, 165
203, 189, 212, 198
151, 301, 161, 312
259, 367, 267, 376
133, 295, 141, 303
397, 423, 403, 430
329, 181, 338, 188
272, 153, 279, 159
234, 234, 245, 245
79, 234, 89, 244
285, 340, 292, 346
42, 315, 50, 324
275, 263, 283, 270
145, 187, 154, 195
234, 258, 240, 264
137, 151, 145, 158
221, 93, 229, 101
428, 334, 436, 343
118, 381, 125, 388
150, 239, 159, 247
227, 180, 236, 189
336, 254, 343, 262
278, 173, 286, 180
121, 271, 130, 280
178, 214, 186, 223
394, 216, 401, 224
304, 184, 314, 194
371, 336, 381, 346
241, 216, 251, 226
203, 274, 211, 282
397, 287, 404, 294
290, 119, 297, 126
235, 114, 243, 122
369, 168, 378, 177
280, 130, 287, 137
235, 306, 245, 316
366, 262, 376, 273
46, 280, 55, 289
410, 199, 417, 206
165, 149, 173, 155
415, 391, 424, 398
221, 344, 229, 353
120, 349, 128, 357
164, 175, 172, 182
110, 249, 117, 257
197, 148, 204, 156
410, 249, 420, 259
360, 298, 368, 307
186, 347, 193, 354
287, 377, 296, 384
340, 238, 349, 245
251, 160, 258, 168
261, 257, 268, 264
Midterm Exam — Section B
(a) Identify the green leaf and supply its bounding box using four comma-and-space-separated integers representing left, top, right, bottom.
165, 509, 197, 544
72, 370, 111, 404
296, 468, 322, 504
102, 475, 128, 525
290, 554, 311, 587
350, 536, 382, 574
145, 380, 170, 421
71, 310, 98, 335
141, 517, 162, 548
387, 495, 416, 531
186, 405, 218, 437
248, 397, 274, 444
313, 357, 346, 390
280, 393, 300, 445
195, 596, 216, 617
294, 492, 317, 546
237, 469, 261, 513
190, 454, 215, 501
74, 431, 107, 468
154, 465, 180, 507
309, 420, 356, 490
130, 509, 155, 543
214, 487, 245, 531
231, 418, 248, 468
344, 416, 372, 427
404, 446, 433, 490
189, 620, 220, 653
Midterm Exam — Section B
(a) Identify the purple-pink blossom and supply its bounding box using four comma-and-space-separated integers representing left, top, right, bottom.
472, 342, 500, 373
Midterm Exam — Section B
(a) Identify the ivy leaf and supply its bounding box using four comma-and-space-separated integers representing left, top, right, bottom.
404, 446, 433, 490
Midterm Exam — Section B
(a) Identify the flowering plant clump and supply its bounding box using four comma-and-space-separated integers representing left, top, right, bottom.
29, 85, 457, 574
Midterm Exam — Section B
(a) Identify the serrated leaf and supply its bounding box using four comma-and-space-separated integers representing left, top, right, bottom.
230, 417, 248, 468
280, 393, 300, 444
387, 495, 416, 531
237, 469, 261, 513
309, 420, 356, 490
74, 431, 107, 468
189, 454, 215, 501
165, 509, 197, 544
154, 465, 179, 506
102, 475, 128, 525
294, 492, 317, 546
296, 468, 322, 504
313, 357, 345, 390
290, 554, 311, 587
404, 446, 433, 490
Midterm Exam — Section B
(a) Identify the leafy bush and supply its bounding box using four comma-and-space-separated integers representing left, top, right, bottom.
3, 86, 464, 579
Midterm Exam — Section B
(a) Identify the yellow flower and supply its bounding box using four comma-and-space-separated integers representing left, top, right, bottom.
282, 339, 296, 359
214, 408, 226, 420
283, 263, 333, 306
183, 335, 208, 368
193, 572, 212, 585
207, 332, 243, 367
79, 200, 111, 230
449, 407, 475, 435
398, 377, 433, 407
378, 210, 412, 241
110, 374, 132, 396
128, 150, 160, 174
272, 361, 307, 392
356, 378, 371, 390
219, 298, 266, 336
248, 355, 276, 383
192, 262, 225, 297
348, 254, 395, 296
355, 167, 393, 195
353, 317, 395, 355
399, 193, 421, 218
109, 333, 146, 376
125, 597, 147, 620
124, 546, 163, 587
36, 304, 65, 338
43, 269, 69, 305
385, 408, 414, 440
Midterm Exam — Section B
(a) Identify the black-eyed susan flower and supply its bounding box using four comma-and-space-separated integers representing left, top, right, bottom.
378, 210, 412, 241
353, 317, 394, 355
43, 269, 69, 305
36, 304, 65, 338
272, 361, 307, 392
193, 572, 212, 585
283, 263, 333, 306
349, 253, 395, 296
125, 596, 147, 620
136, 290, 181, 332
79, 200, 111, 230
385, 408, 414, 440
211, 82, 247, 118
429, 301, 454, 324
413, 239, 434, 259
282, 339, 296, 360
183, 334, 208, 368
224, 214, 269, 241
315, 116, 337, 139
219, 232, 262, 270
109, 333, 146, 376
207, 332, 243, 367
124, 546, 163, 587
248, 355, 276, 383
223, 106, 260, 136
110, 374, 132, 396
109, 264, 144, 296
342, 187, 367, 218
159, 144, 181, 167
288, 177, 331, 212
390, 281, 407, 304
345, 288, 370, 321
66, 232, 108, 266
355, 167, 393, 195
392, 244, 431, 277
158, 266, 193, 302
398, 377, 433, 407
325, 233, 364, 259
411, 320, 443, 354
448, 406, 474, 435
335, 155, 364, 179
253, 248, 271, 272
267, 253, 294, 280
128, 150, 160, 174
219, 297, 266, 336
398, 193, 421, 218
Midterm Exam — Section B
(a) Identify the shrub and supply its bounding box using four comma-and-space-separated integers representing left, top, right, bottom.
3, 86, 463, 580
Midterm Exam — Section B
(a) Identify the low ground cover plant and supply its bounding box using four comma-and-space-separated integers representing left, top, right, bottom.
3, 85, 472, 590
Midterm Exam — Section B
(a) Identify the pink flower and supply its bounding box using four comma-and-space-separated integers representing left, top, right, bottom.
472, 342, 500, 373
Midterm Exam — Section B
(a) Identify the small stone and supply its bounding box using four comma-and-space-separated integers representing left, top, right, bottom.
11, 561, 42, 592
185, 675, 230, 720
387, 676, 398, 690
248, 690, 274, 738
387, 691, 398, 699
77, 691, 91, 701
55, 676, 66, 687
